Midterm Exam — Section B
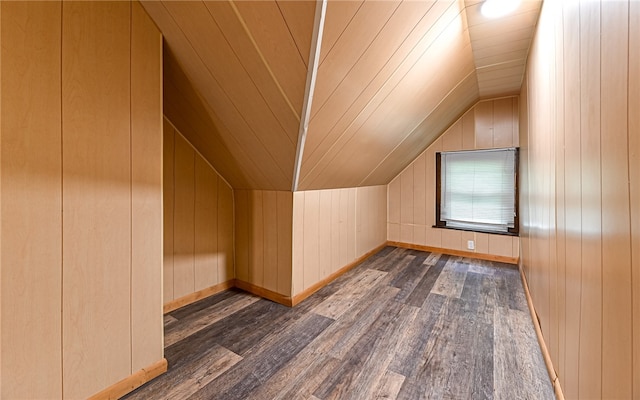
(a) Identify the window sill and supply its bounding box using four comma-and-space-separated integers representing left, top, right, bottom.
432, 224, 519, 237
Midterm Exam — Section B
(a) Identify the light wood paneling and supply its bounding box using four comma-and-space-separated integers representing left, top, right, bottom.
474, 101, 493, 149
194, 156, 218, 291
600, 2, 632, 397
142, 0, 304, 190
442, 121, 462, 152
140, 0, 541, 192
217, 178, 234, 283
387, 98, 519, 260
310, 0, 402, 121
0, 2, 3, 392
1, 2, 62, 398
292, 191, 305, 295
165, 122, 235, 304
163, 121, 175, 303
263, 191, 279, 292
319, 190, 333, 279
203, 1, 301, 143
62, 3, 131, 398
292, 186, 387, 297
462, 110, 475, 150
400, 165, 413, 226
300, 1, 478, 189
561, 3, 581, 395
276, 191, 293, 296
173, 133, 196, 299
276, 1, 315, 68
130, 1, 163, 373
231, 0, 307, 118
250, 190, 264, 287
464, 0, 541, 97
520, 1, 639, 398
302, 190, 320, 290
235, 190, 250, 283
319, 0, 362, 64
412, 154, 426, 227
162, 51, 257, 189
388, 177, 400, 225
630, 3, 640, 398
487, 236, 514, 259
234, 189, 293, 298
363, 72, 479, 186
578, 1, 602, 396
493, 98, 514, 148
2, 3, 165, 398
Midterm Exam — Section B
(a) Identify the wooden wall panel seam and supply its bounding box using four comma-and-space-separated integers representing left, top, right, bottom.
225, 1, 301, 122
164, 118, 233, 190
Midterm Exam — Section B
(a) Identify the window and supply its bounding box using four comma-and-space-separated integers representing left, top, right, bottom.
435, 147, 518, 235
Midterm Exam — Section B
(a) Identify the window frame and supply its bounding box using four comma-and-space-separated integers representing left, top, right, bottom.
435, 147, 519, 236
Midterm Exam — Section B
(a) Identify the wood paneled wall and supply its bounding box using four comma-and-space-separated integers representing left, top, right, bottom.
388, 98, 520, 261
520, 1, 639, 398
0, 2, 164, 399
235, 190, 293, 298
292, 186, 387, 297
163, 118, 234, 305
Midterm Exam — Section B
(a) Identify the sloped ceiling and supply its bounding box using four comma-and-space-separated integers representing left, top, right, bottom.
141, 0, 541, 191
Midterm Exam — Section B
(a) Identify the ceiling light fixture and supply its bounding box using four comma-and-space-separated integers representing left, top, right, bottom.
481, 0, 521, 19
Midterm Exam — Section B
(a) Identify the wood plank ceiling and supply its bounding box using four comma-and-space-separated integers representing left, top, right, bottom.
141, 0, 542, 191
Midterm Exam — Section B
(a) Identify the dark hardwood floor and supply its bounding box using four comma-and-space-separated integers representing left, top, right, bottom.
124, 246, 554, 400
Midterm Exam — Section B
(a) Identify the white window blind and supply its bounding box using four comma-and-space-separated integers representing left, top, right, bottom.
440, 148, 516, 233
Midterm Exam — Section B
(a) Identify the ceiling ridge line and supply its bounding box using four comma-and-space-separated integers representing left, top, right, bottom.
227, 0, 301, 122
292, 0, 327, 192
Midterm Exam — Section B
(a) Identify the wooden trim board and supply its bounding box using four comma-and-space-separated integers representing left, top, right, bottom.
234, 279, 293, 307
387, 241, 519, 265
163, 280, 235, 314
164, 243, 387, 311
519, 265, 565, 400
291, 243, 388, 306
87, 358, 168, 400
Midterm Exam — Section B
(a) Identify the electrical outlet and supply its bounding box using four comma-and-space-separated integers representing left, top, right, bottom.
467, 240, 475, 250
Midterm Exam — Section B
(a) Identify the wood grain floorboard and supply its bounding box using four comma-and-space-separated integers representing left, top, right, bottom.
312, 268, 387, 320
494, 306, 554, 400
191, 313, 334, 400
373, 370, 405, 400
431, 260, 468, 298
388, 293, 446, 378
404, 254, 450, 307
165, 293, 260, 347
124, 247, 553, 400
389, 254, 428, 289
312, 300, 409, 400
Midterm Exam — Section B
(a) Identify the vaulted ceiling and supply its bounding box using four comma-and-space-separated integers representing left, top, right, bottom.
141, 0, 541, 191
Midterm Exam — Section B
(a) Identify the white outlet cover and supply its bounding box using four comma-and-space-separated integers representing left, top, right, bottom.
467, 240, 475, 250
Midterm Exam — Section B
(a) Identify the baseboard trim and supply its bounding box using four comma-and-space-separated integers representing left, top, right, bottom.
387, 241, 519, 265
234, 280, 293, 307
88, 358, 168, 400
162, 243, 389, 311
163, 280, 235, 314
519, 266, 565, 400
291, 243, 388, 307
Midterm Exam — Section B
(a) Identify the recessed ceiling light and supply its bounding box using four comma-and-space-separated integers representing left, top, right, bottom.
481, 0, 521, 19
